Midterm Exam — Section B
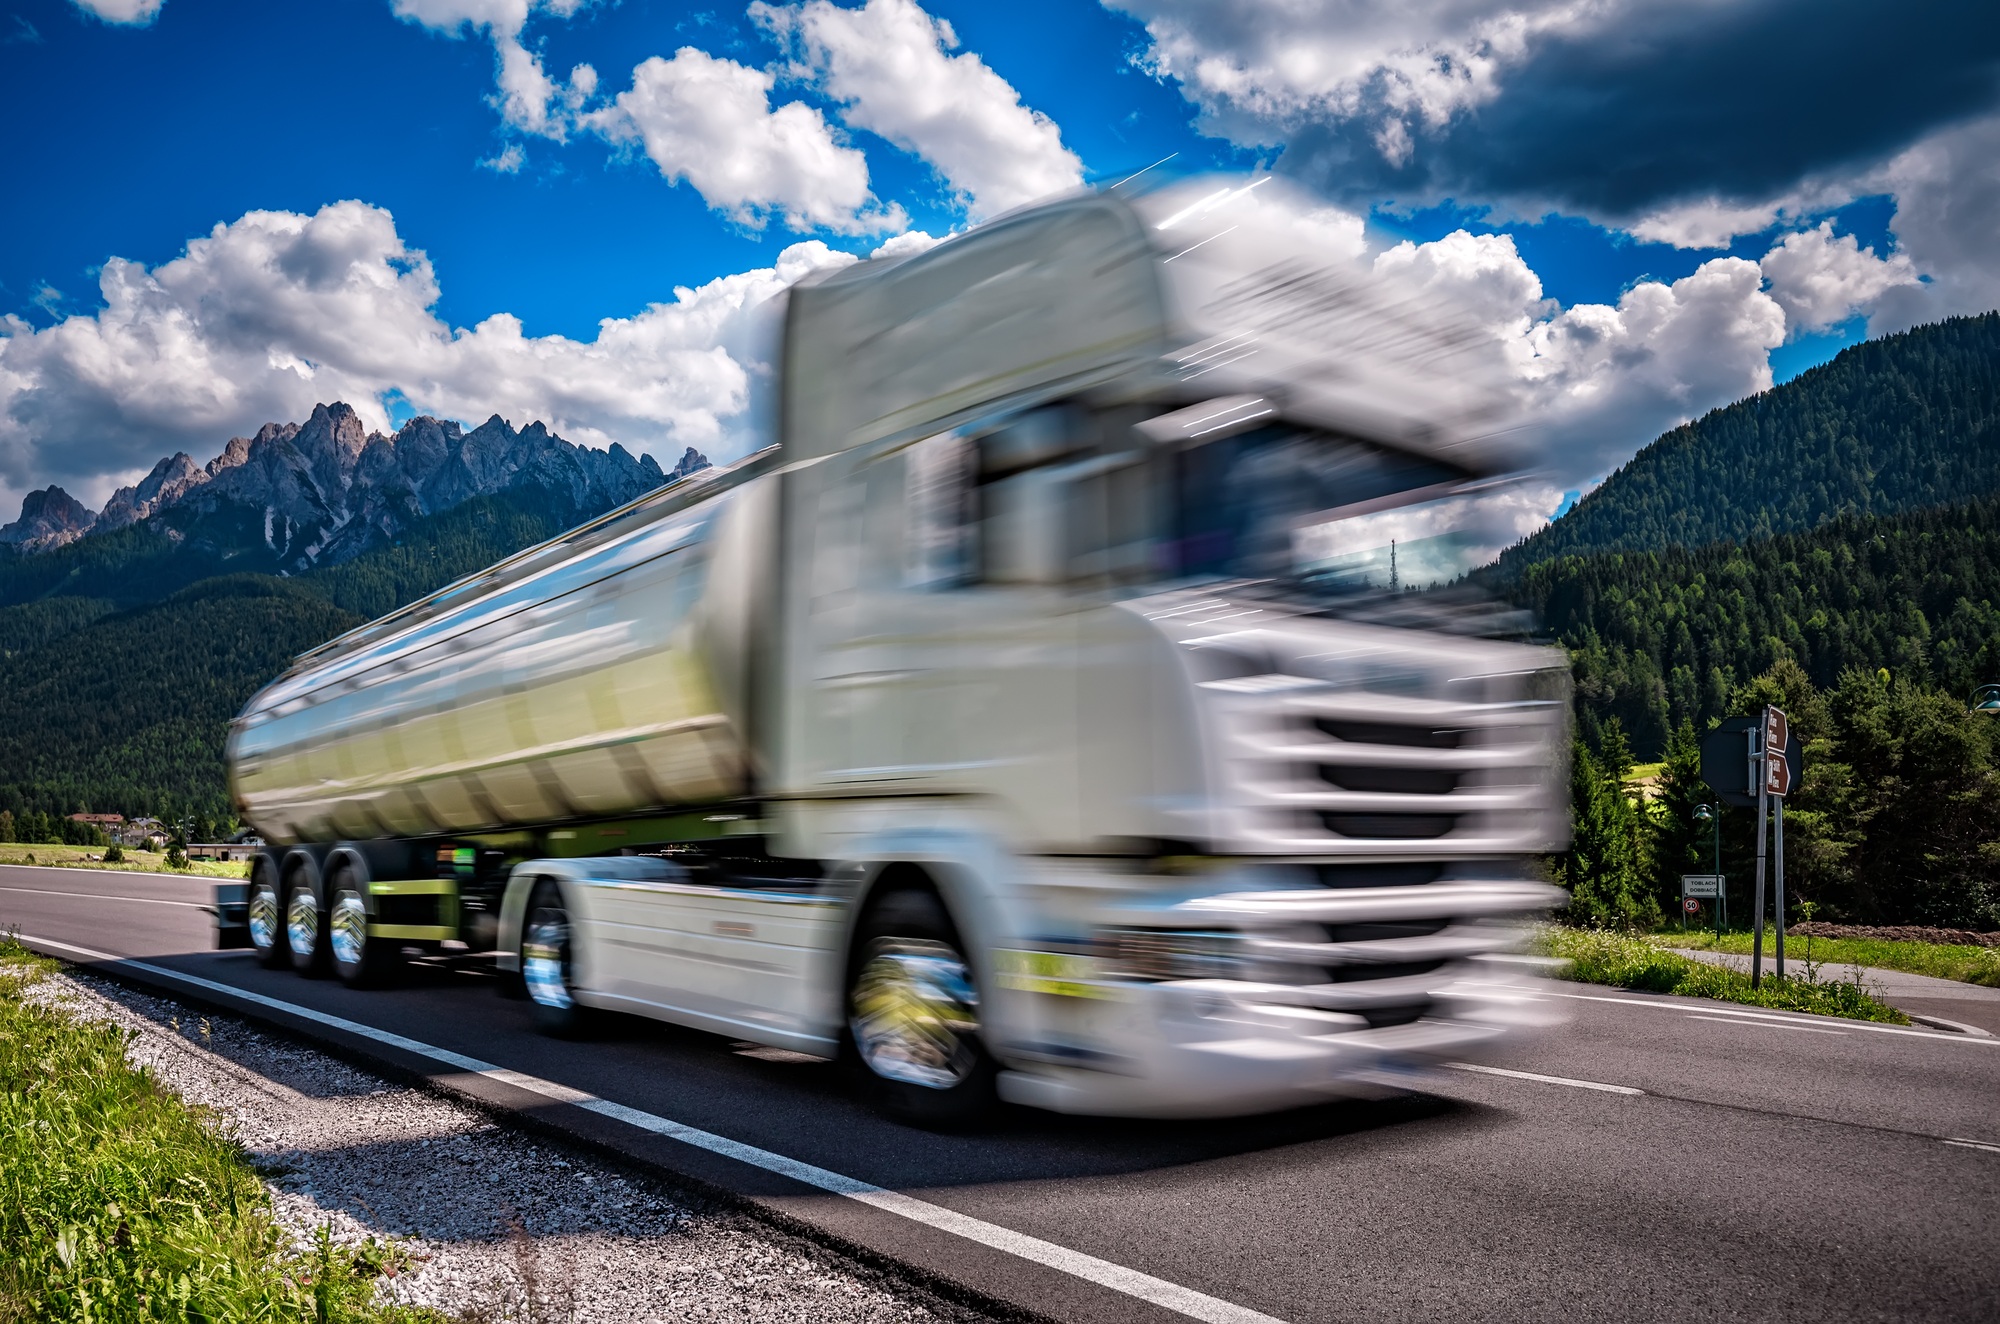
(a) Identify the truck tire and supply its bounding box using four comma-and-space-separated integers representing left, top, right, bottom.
848, 888, 997, 1128
247, 860, 287, 969
522, 881, 587, 1036
285, 870, 329, 977
329, 865, 399, 988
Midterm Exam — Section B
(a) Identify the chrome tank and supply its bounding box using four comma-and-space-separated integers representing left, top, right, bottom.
227, 454, 777, 845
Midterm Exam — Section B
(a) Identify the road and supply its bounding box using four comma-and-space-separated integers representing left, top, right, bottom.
5, 862, 1998, 1324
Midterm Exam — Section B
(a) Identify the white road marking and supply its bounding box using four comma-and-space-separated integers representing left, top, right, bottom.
1444, 1062, 1644, 1095
0, 884, 206, 909
16, 935, 1286, 1324
1943, 1138, 2000, 1155
1545, 990, 1998, 1046
0, 863, 232, 883
1686, 1015, 1846, 1036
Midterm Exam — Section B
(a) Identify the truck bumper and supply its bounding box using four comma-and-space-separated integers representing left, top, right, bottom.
993, 963, 1562, 1118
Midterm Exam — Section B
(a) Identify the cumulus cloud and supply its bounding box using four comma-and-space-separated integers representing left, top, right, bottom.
1115, 0, 2000, 229
0, 201, 854, 510
1366, 228, 1786, 488
390, 0, 595, 140
870, 229, 946, 259
1867, 112, 2000, 333
1759, 222, 1921, 333
587, 48, 900, 234
69, 0, 163, 24
756, 0, 1084, 218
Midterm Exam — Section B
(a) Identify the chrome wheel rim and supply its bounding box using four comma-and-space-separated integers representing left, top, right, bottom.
523, 912, 573, 1010
286, 889, 318, 956
850, 938, 980, 1089
331, 892, 367, 967
248, 884, 280, 952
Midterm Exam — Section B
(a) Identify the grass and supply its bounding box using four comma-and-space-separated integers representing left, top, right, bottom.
1652, 929, 2000, 988
0, 842, 249, 879
0, 935, 436, 1323
1534, 926, 1911, 1023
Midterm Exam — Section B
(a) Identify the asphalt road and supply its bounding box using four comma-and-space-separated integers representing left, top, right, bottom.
5, 863, 1998, 1324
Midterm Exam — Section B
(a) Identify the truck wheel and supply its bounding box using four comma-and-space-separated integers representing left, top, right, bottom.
247, 861, 287, 969
522, 882, 587, 1036
329, 867, 398, 988
285, 872, 329, 977
848, 889, 996, 1128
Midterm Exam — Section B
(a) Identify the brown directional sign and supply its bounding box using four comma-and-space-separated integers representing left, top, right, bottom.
1702, 715, 1802, 807
1765, 747, 1791, 797
1764, 706, 1791, 797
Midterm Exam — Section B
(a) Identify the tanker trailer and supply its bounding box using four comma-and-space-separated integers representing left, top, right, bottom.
220, 176, 1570, 1123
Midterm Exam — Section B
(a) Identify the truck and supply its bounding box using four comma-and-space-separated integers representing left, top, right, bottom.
216, 177, 1570, 1124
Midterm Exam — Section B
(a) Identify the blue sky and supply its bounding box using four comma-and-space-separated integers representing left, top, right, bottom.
2, 0, 1995, 523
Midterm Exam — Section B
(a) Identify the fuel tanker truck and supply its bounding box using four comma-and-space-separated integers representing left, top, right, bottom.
217, 177, 1570, 1123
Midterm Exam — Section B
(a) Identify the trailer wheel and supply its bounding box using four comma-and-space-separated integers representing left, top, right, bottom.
247, 859, 287, 969
848, 887, 996, 1128
522, 881, 587, 1036
329, 865, 398, 988
285, 869, 328, 977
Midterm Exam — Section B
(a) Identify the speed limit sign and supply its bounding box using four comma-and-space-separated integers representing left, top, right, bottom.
1684, 897, 1702, 914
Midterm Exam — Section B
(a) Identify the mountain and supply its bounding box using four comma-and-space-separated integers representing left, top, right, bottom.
0, 407, 710, 826
0, 486, 94, 553
1508, 494, 2000, 758
1492, 311, 2000, 578
0, 402, 709, 586
0, 404, 708, 609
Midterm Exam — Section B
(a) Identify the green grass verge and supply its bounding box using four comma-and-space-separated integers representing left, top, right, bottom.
0, 843, 249, 879
1651, 929, 2000, 988
0, 937, 435, 1322
1534, 926, 1910, 1023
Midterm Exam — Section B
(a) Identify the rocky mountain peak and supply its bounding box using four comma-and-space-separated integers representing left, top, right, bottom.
0, 486, 95, 553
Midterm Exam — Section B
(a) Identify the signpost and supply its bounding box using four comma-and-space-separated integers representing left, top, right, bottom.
1700, 707, 1797, 987
1680, 874, 1724, 933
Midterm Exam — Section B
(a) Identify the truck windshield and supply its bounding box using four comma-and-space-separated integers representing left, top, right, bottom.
1165, 426, 1468, 586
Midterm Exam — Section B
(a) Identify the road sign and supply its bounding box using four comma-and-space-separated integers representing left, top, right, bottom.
1701, 718, 1801, 807
1764, 707, 1788, 754
1682, 875, 1722, 898
1684, 897, 1702, 913
1765, 747, 1791, 796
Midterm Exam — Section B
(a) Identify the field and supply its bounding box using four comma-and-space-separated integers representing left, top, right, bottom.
1536, 926, 1910, 1022
1653, 929, 2000, 988
0, 843, 249, 879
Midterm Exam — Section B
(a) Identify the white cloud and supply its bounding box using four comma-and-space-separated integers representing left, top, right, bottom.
1368, 228, 1786, 488
870, 229, 946, 259
587, 48, 899, 234
1866, 112, 2000, 335
1107, 0, 1600, 144
755, 0, 1083, 218
0, 201, 856, 513
1758, 222, 1919, 334
391, 0, 594, 140
69, 0, 163, 24
1628, 198, 1789, 250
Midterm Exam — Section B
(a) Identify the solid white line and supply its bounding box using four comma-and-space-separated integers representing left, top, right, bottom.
1686, 1015, 1845, 1036
1546, 990, 1998, 1046
16, 934, 1286, 1324
1444, 1061, 1644, 1095
0, 862, 229, 883
0, 884, 205, 908
1943, 1138, 2000, 1155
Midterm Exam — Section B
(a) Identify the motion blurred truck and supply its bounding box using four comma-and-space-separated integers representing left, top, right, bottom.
220, 178, 1569, 1122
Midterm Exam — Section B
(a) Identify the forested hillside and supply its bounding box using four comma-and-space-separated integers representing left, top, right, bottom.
1492, 311, 2000, 576
1507, 495, 2000, 758
0, 491, 588, 826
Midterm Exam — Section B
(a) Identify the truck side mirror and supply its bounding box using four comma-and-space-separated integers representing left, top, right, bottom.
982, 452, 1146, 586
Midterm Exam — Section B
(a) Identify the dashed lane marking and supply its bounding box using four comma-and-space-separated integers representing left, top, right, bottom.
17, 934, 1287, 1324
1444, 1061, 1644, 1095
1943, 1138, 2000, 1155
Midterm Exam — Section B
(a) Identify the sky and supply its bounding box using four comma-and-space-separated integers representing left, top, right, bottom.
2, 0, 1997, 536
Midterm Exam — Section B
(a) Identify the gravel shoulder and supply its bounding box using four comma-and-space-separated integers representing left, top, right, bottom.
24, 966, 997, 1324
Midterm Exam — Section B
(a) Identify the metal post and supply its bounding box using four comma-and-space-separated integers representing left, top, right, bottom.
1774, 798, 1785, 980
1751, 720, 1769, 989
1714, 809, 1725, 935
